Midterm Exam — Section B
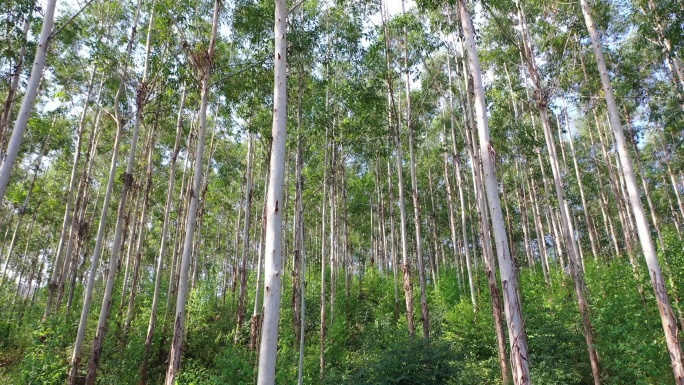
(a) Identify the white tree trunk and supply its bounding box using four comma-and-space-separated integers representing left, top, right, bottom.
0, 6, 33, 147
237, 135, 255, 332
68, 3, 143, 378
86, 3, 155, 380
164, 0, 219, 382
402, 0, 429, 338
140, 85, 186, 384
457, 0, 530, 382
580, 0, 684, 381
256, 0, 287, 382
0, 0, 58, 199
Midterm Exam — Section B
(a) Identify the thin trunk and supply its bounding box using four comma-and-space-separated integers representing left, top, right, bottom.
295, 57, 306, 383
587, 126, 621, 257
514, 159, 534, 268
320, 11, 331, 368
529, 176, 549, 281
580, 0, 684, 380
467, 127, 511, 385
255, 0, 287, 382
0, 129, 50, 290
85, 2, 153, 380
250, 147, 270, 351
0, 5, 33, 149
237, 136, 255, 334
402, 0, 429, 338
387, 159, 400, 320
516, 1, 600, 376
458, 1, 529, 382
427, 167, 439, 287
164, 0, 219, 381
446, 52, 475, 304
140, 85, 186, 385
595, 114, 634, 256
44, 66, 96, 316
0, 0, 57, 199
66, 122, 102, 315
380, 0, 415, 336
124, 126, 156, 333
120, 185, 142, 313
162, 126, 193, 346
564, 101, 599, 258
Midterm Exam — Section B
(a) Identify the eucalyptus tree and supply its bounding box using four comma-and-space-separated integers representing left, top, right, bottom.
165, 0, 221, 381
0, 0, 34, 153
68, 1, 144, 381
457, 0, 530, 382
0, 0, 57, 200
140, 84, 187, 385
401, 0, 430, 340
83, 1, 161, 381
43, 65, 97, 318
236, 134, 254, 334
0, 119, 52, 290
380, 0, 415, 337
255, 0, 287, 383
502, 0, 600, 380
580, 0, 684, 381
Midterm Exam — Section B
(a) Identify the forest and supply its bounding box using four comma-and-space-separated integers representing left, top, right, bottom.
0, 0, 683, 383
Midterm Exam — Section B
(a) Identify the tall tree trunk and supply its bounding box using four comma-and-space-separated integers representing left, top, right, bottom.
515, 2, 600, 379
445, 51, 476, 303
294, 58, 306, 384
380, 0, 415, 336
124, 126, 156, 333
387, 159, 400, 320
320, 127, 328, 374
86, 3, 156, 380
402, 0, 429, 339
0, 4, 34, 150
140, 85, 186, 385
427, 167, 440, 286
587, 125, 621, 257
320, 14, 331, 366
160, 128, 193, 352
120, 185, 142, 313
237, 136, 255, 335
595, 113, 635, 256
69, 70, 131, 385
528, 175, 549, 281
164, 0, 219, 381
255, 1, 287, 382
65, 109, 103, 314
44, 67, 96, 317
0, 126, 50, 290
457, 1, 530, 382
564, 101, 599, 258
329, 136, 337, 327
250, 146, 270, 351
0, 0, 57, 199
465, 118, 510, 385
580, 0, 684, 380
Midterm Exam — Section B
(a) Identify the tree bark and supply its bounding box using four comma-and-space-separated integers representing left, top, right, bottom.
44, 67, 97, 318
164, 0, 219, 381
458, 1, 530, 382
0, 0, 57, 200
140, 85, 186, 385
402, 0, 429, 339
580, 0, 684, 380
85, 2, 155, 380
255, 1, 287, 382
237, 135, 255, 334
0, 4, 33, 151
